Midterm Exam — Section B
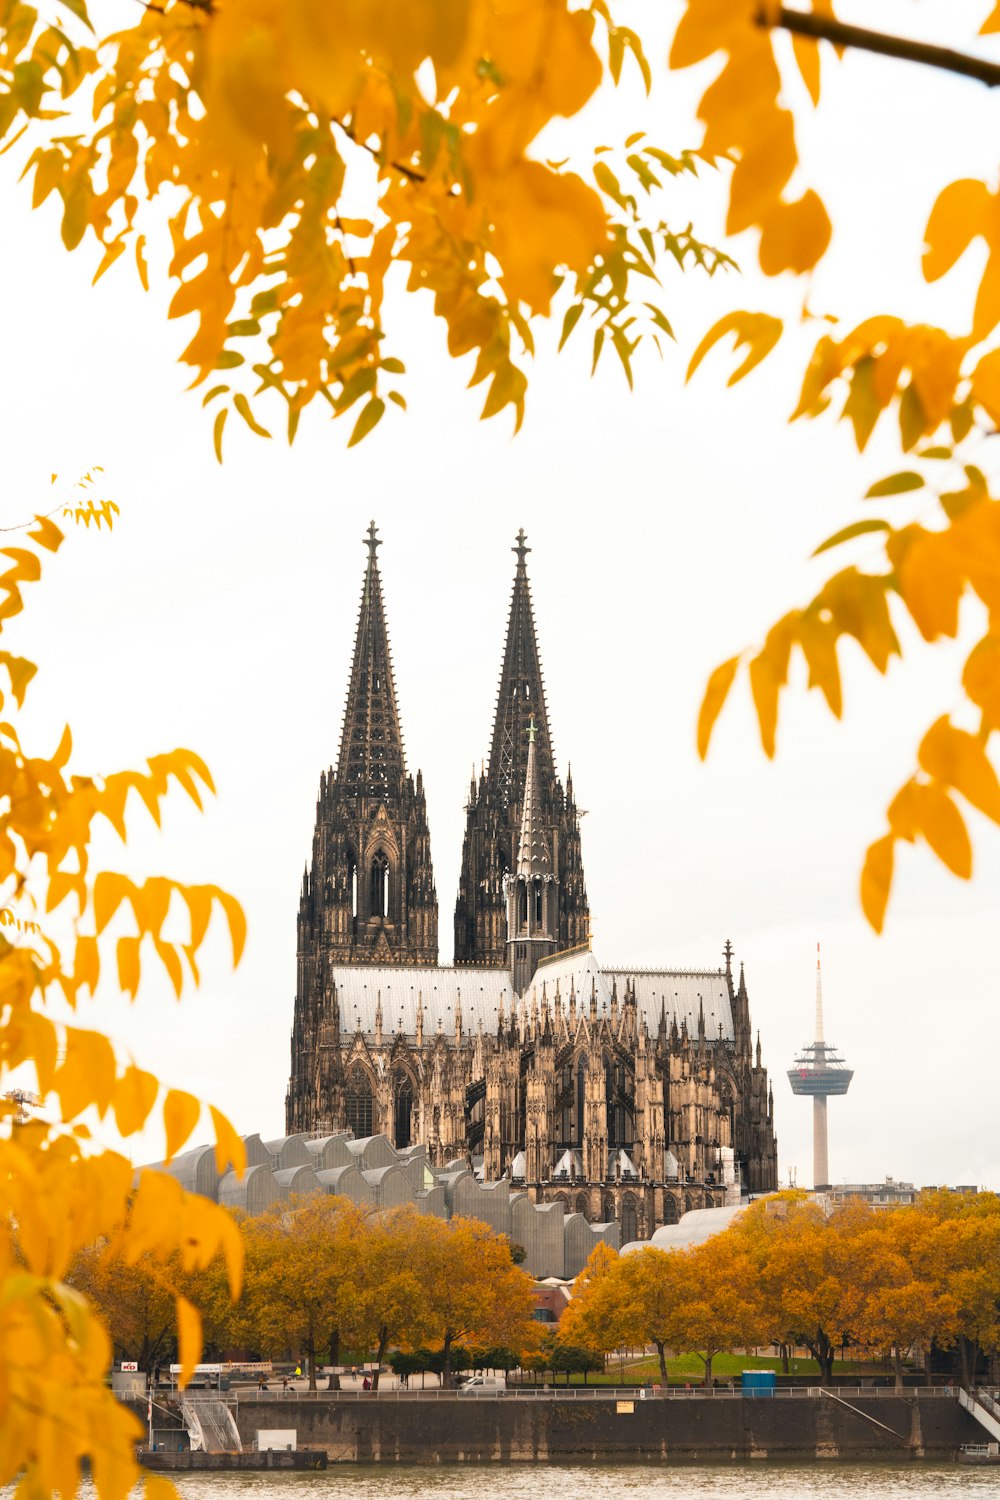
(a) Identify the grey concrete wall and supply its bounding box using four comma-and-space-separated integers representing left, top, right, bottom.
233, 1393, 979, 1463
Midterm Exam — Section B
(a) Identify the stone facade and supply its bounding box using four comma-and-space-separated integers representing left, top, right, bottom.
285, 525, 778, 1238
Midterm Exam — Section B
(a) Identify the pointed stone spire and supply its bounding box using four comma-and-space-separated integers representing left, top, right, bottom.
336, 522, 406, 798
488, 529, 554, 811
515, 718, 552, 878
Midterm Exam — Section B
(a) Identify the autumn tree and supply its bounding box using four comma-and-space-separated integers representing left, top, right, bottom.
0, 497, 246, 1499
408, 1214, 537, 1387
667, 1234, 764, 1387
235, 1194, 373, 1390
731, 1194, 857, 1383
70, 1244, 178, 1372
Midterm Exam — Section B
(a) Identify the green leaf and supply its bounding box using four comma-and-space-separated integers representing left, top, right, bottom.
348, 397, 385, 447
559, 303, 584, 352
865, 471, 924, 498
57, 0, 94, 31
898, 380, 926, 451
812, 519, 892, 557
212, 408, 227, 464
233, 394, 271, 438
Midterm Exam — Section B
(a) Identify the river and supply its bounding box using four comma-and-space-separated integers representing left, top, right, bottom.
161, 1467, 1000, 1499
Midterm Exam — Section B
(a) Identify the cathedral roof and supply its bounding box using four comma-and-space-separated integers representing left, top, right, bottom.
327, 947, 735, 1042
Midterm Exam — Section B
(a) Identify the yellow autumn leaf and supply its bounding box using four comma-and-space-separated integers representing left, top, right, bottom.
163, 1088, 201, 1160
963, 633, 1000, 727
210, 1103, 247, 1177
916, 781, 972, 878
889, 526, 964, 642
917, 716, 1000, 823
922, 179, 989, 282
971, 348, 1000, 424
697, 655, 740, 759
860, 834, 894, 932
687, 311, 783, 385
759, 191, 832, 277
113, 1064, 159, 1136
175, 1293, 203, 1389
749, 651, 780, 759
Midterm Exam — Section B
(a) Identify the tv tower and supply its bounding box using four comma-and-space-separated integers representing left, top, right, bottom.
787, 944, 853, 1189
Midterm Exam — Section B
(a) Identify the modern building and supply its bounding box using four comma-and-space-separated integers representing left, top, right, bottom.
788, 945, 853, 1190
285, 525, 778, 1240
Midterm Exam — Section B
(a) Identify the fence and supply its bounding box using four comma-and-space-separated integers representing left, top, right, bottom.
240, 1384, 961, 1403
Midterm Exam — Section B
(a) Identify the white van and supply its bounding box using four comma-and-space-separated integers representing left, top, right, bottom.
458, 1375, 507, 1396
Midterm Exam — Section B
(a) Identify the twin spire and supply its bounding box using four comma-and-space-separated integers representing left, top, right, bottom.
335, 521, 406, 799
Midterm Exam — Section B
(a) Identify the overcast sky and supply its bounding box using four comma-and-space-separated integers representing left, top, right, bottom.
2, 3, 998, 1193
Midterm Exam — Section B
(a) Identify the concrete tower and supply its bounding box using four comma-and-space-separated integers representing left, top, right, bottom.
787, 944, 853, 1189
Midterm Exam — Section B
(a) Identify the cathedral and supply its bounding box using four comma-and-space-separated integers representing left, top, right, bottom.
286, 524, 777, 1241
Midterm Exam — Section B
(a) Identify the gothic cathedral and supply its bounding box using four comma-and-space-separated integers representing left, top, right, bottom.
286, 525, 777, 1240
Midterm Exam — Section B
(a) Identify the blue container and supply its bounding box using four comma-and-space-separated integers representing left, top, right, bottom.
741, 1371, 776, 1398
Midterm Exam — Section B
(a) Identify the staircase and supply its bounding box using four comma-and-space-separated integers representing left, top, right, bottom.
959, 1388, 1000, 1445
180, 1395, 243, 1453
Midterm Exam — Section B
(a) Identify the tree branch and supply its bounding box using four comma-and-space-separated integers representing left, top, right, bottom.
761, 6, 1000, 89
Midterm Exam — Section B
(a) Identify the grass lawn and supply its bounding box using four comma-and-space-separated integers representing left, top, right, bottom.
519, 1353, 881, 1386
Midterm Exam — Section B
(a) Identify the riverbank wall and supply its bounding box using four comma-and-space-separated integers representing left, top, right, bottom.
231, 1392, 980, 1463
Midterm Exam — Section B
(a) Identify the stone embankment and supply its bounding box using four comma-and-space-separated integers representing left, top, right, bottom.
230, 1390, 979, 1463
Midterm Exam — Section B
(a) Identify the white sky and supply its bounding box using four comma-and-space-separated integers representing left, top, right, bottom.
1, 3, 998, 1192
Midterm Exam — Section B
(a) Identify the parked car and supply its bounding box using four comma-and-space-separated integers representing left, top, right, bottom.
458, 1375, 507, 1396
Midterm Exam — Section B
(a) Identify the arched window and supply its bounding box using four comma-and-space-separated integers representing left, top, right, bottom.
394, 1073, 413, 1149
602, 1195, 616, 1223
344, 1068, 375, 1139
518, 884, 527, 927
533, 878, 543, 924
662, 1195, 679, 1225
621, 1194, 638, 1245
575, 1192, 590, 1221
370, 853, 389, 917
684, 1192, 694, 1215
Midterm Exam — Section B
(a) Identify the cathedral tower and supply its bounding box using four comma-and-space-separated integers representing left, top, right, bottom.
287, 524, 437, 1132
454, 530, 589, 969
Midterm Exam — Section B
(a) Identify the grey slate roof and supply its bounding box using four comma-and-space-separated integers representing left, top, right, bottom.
329, 948, 735, 1042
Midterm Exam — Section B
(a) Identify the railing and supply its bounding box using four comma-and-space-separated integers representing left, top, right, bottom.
238, 1384, 959, 1403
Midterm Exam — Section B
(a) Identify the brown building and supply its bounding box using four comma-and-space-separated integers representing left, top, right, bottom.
286, 525, 778, 1241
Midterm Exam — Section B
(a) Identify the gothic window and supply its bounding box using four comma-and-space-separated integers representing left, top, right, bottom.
662, 1195, 679, 1226
574, 1192, 590, 1221
602, 1194, 616, 1223
552, 1193, 569, 1212
345, 1069, 375, 1139
394, 1073, 413, 1149
684, 1192, 694, 1215
370, 853, 389, 917
621, 1194, 638, 1245
533, 879, 543, 925
518, 885, 527, 927
348, 855, 358, 917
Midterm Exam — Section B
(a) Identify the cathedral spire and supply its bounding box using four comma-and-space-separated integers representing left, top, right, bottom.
454, 532, 589, 966
335, 521, 406, 799
488, 528, 554, 812
515, 717, 551, 879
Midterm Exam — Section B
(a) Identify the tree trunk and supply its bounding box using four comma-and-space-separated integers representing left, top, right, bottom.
372, 1327, 389, 1391
656, 1341, 668, 1382
442, 1330, 454, 1389
892, 1346, 904, 1393
328, 1329, 341, 1390
702, 1352, 714, 1388
780, 1342, 790, 1375
307, 1333, 317, 1392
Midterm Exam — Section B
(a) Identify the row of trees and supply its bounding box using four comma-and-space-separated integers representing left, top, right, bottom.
72, 1196, 538, 1389
560, 1190, 1000, 1389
